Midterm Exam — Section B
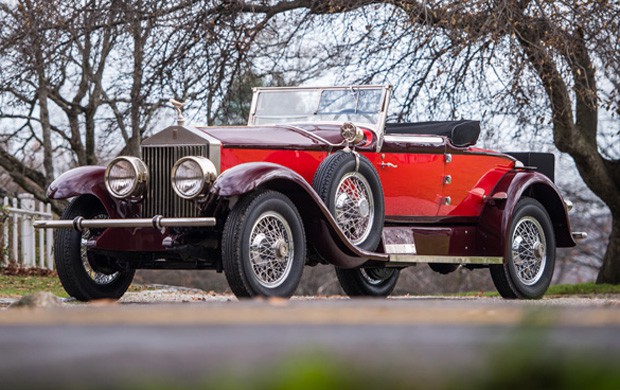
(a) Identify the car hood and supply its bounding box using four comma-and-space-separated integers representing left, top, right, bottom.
196, 123, 350, 150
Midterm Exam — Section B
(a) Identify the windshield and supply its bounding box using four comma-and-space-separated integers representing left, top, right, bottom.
249, 86, 388, 128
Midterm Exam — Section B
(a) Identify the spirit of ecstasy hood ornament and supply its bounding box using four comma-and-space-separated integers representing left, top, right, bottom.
170, 99, 185, 126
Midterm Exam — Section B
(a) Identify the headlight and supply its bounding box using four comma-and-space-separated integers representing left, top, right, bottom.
340, 122, 364, 144
171, 156, 217, 199
105, 156, 149, 199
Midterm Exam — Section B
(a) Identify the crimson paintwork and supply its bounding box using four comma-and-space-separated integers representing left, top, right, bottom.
47, 166, 135, 219
47, 122, 575, 266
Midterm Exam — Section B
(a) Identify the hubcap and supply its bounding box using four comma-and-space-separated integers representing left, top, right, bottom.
249, 211, 294, 288
81, 214, 120, 285
360, 268, 395, 285
334, 172, 374, 245
511, 216, 547, 286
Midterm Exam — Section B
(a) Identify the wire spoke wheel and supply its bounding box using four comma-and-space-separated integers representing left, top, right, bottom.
512, 216, 546, 286
222, 190, 305, 298
334, 172, 374, 245
54, 195, 135, 301
249, 211, 294, 288
312, 152, 384, 253
490, 198, 555, 299
80, 214, 120, 286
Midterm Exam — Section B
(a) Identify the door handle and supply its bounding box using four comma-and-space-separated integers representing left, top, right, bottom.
380, 162, 398, 169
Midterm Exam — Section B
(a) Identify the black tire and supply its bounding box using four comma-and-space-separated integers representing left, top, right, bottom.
222, 190, 306, 298
54, 195, 135, 301
312, 151, 384, 251
490, 198, 556, 299
336, 267, 400, 297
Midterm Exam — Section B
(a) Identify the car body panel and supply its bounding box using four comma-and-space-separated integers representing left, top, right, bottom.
47, 166, 132, 219
439, 153, 514, 217
209, 161, 388, 268
39, 85, 577, 275
477, 169, 576, 257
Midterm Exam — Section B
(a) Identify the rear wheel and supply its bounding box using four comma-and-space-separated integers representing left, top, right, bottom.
54, 195, 135, 301
490, 198, 555, 299
222, 190, 306, 298
335, 267, 400, 297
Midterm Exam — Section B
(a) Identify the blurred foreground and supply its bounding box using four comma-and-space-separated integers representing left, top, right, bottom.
1, 295, 619, 389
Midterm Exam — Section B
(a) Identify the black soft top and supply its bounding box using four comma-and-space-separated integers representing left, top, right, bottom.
384, 120, 481, 147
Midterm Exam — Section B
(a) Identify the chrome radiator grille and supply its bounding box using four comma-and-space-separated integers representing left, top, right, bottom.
141, 145, 207, 218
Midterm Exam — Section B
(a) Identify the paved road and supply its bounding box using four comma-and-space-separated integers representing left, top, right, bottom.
1, 294, 619, 388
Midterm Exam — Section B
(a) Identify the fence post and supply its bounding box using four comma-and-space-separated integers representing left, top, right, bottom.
46, 203, 54, 270
38, 201, 45, 268
18, 193, 35, 267
2, 197, 7, 267
11, 197, 18, 264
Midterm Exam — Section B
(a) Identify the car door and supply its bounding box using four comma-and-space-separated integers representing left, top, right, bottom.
437, 148, 515, 218
365, 134, 446, 220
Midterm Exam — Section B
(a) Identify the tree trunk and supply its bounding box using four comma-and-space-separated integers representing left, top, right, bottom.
596, 215, 620, 284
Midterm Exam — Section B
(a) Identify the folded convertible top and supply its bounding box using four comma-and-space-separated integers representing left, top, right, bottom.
384, 120, 481, 147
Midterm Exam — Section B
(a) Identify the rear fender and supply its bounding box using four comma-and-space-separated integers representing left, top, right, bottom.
209, 162, 388, 268
478, 170, 575, 257
47, 166, 127, 218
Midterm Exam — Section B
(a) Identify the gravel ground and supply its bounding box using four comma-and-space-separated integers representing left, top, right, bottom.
1, 284, 619, 309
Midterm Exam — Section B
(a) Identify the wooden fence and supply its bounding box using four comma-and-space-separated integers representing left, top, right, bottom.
1, 194, 54, 269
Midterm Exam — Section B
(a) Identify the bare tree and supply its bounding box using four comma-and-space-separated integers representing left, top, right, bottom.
0, 0, 268, 213
233, 0, 619, 283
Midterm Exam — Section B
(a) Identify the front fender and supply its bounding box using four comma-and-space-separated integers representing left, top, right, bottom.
211, 162, 306, 198
209, 162, 388, 268
478, 170, 575, 257
47, 166, 126, 218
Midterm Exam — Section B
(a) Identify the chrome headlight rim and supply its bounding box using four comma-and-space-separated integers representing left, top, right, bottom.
340, 122, 364, 144
104, 156, 149, 200
171, 156, 217, 200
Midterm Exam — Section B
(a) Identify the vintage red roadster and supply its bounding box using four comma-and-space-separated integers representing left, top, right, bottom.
35, 85, 584, 300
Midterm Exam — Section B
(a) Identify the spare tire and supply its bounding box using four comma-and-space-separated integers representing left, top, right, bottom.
312, 151, 384, 251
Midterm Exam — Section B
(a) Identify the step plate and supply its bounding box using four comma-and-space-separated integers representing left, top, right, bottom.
388, 254, 503, 265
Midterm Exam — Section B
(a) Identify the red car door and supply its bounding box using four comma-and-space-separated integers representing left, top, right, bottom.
438, 149, 515, 217
365, 134, 446, 220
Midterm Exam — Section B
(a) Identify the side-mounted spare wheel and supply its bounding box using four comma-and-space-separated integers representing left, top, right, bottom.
54, 195, 135, 301
312, 151, 399, 297
222, 190, 306, 298
490, 197, 556, 299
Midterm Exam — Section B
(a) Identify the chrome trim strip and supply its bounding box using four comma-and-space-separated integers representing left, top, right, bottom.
375, 85, 391, 152
187, 126, 222, 173
277, 124, 342, 147
34, 216, 216, 231
253, 84, 389, 92
384, 244, 417, 254
383, 135, 445, 144
388, 255, 503, 264
571, 232, 588, 240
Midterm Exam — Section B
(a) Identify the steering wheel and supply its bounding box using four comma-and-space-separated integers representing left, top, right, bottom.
333, 109, 375, 123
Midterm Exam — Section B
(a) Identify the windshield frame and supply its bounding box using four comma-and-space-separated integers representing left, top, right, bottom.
248, 85, 392, 151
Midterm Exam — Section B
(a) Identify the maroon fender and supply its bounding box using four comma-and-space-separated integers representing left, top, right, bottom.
46, 166, 128, 219
477, 169, 575, 257
209, 162, 388, 268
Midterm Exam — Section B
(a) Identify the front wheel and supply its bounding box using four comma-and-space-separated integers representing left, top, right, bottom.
490, 198, 556, 299
336, 267, 400, 297
54, 195, 135, 301
222, 190, 306, 298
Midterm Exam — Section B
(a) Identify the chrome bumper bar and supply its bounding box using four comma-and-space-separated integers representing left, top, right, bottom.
34, 216, 216, 232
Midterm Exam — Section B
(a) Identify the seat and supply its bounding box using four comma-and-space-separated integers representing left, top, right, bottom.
384, 120, 481, 147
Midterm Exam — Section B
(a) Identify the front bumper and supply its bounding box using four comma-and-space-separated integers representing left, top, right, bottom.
34, 216, 216, 232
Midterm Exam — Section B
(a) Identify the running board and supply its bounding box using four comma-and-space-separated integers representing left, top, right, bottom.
388, 254, 503, 265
